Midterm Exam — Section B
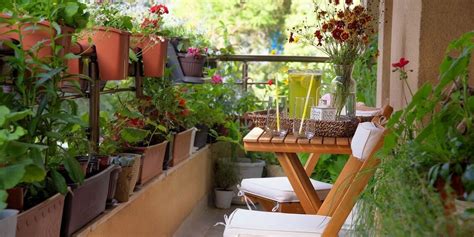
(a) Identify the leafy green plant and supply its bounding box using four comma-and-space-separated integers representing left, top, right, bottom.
0, 106, 47, 210
355, 31, 474, 236
2, 0, 90, 30
214, 158, 239, 190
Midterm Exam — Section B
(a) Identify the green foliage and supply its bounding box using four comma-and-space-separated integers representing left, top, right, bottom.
353, 36, 377, 107
355, 31, 474, 236
3, 0, 90, 30
298, 153, 348, 183
214, 158, 240, 190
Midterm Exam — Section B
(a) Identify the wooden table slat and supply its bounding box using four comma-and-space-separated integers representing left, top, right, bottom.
310, 136, 323, 145
297, 138, 310, 144
336, 137, 350, 146
271, 133, 288, 144
284, 134, 298, 144
323, 137, 336, 145
243, 127, 264, 143
258, 131, 273, 143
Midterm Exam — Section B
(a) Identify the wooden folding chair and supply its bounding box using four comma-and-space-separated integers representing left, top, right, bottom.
224, 114, 390, 237
239, 105, 393, 214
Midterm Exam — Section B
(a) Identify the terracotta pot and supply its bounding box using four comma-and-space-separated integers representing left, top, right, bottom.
114, 153, 141, 202
87, 27, 130, 80
171, 128, 195, 167
0, 19, 74, 59
16, 193, 65, 237
178, 56, 205, 77
61, 165, 120, 236
131, 34, 168, 77
0, 209, 18, 237
132, 140, 169, 185
6, 187, 24, 211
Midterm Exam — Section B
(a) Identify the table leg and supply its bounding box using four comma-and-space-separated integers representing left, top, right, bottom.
304, 153, 321, 177
276, 152, 322, 214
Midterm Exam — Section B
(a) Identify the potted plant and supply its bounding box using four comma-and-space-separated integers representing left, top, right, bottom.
214, 158, 239, 209
130, 4, 169, 77
104, 92, 170, 185
0, 0, 89, 59
111, 153, 141, 202
178, 46, 208, 77
355, 32, 474, 236
178, 76, 226, 149
82, 3, 133, 81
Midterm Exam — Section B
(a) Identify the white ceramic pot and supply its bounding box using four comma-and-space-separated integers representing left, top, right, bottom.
266, 164, 285, 177
0, 209, 19, 237
215, 189, 235, 209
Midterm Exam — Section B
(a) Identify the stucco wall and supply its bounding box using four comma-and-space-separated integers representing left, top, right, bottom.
74, 146, 213, 237
377, 0, 474, 110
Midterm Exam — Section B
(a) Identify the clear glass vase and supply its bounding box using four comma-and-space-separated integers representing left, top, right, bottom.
331, 64, 356, 119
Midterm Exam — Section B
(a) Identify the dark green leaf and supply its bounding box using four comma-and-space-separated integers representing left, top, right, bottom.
50, 170, 68, 194
0, 164, 26, 189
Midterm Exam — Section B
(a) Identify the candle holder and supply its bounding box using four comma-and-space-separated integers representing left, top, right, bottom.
265, 96, 289, 137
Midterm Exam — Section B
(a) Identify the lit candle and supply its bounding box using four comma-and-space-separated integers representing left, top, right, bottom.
299, 75, 314, 134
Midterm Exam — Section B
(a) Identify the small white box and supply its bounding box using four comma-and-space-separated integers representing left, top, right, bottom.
311, 106, 336, 121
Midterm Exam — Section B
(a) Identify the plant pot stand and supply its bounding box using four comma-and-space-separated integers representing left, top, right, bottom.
16, 193, 65, 237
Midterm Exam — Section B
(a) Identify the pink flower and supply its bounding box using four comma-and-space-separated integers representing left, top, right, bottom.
211, 74, 223, 84
186, 47, 201, 58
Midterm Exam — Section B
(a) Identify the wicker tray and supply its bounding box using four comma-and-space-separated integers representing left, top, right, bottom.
246, 112, 361, 138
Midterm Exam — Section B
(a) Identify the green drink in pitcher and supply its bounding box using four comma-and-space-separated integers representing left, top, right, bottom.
288, 70, 322, 119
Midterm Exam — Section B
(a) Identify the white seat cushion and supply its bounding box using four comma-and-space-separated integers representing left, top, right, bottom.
223, 208, 329, 237
240, 177, 332, 203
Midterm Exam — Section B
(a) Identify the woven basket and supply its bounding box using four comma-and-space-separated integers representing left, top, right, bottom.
246, 112, 360, 137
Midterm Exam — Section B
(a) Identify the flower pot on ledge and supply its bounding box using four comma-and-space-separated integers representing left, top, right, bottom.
0, 209, 18, 237
171, 128, 196, 167
194, 124, 209, 149
131, 34, 168, 77
16, 193, 65, 237
61, 164, 121, 237
132, 140, 169, 185
114, 153, 142, 202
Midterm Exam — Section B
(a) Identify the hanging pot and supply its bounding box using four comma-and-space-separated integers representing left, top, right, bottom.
131, 34, 168, 77
178, 55, 205, 77
85, 27, 130, 81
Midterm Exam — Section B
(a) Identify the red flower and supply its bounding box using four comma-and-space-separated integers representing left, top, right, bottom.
181, 108, 190, 116
340, 31, 350, 41
211, 74, 223, 84
345, 0, 353, 5
392, 57, 410, 69
150, 4, 169, 15
179, 98, 186, 107
267, 79, 274, 86
331, 28, 343, 41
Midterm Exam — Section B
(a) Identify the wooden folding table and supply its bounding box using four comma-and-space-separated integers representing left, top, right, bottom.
243, 127, 352, 214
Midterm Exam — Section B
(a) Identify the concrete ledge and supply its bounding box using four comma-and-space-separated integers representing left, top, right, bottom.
73, 145, 213, 237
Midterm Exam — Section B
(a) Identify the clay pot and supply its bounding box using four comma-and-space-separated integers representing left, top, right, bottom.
87, 27, 130, 81
171, 128, 196, 167
178, 55, 205, 77
6, 187, 24, 211
131, 34, 168, 77
132, 140, 169, 185
114, 153, 141, 202
0, 19, 74, 59
16, 193, 65, 237
61, 165, 120, 236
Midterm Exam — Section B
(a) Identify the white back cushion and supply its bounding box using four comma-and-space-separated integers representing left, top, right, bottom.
350, 122, 384, 161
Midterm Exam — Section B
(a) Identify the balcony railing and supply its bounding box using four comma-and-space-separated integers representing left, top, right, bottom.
212, 54, 329, 91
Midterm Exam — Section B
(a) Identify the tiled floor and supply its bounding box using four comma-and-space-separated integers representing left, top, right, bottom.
174, 201, 238, 237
